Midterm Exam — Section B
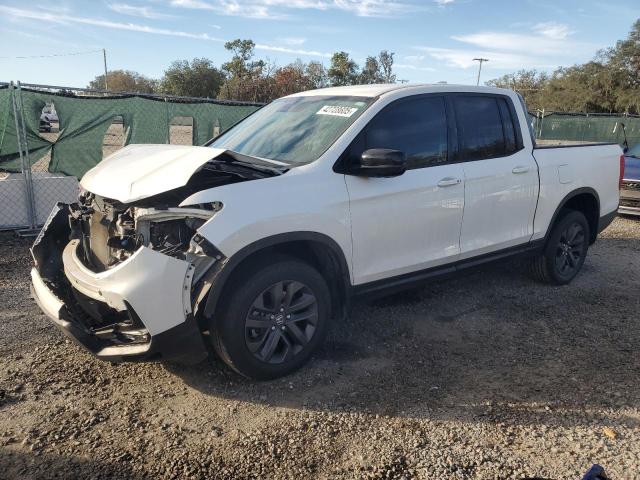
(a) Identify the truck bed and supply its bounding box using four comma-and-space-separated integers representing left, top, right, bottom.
530, 142, 622, 241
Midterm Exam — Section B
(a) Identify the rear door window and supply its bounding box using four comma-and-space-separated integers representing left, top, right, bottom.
453, 96, 506, 161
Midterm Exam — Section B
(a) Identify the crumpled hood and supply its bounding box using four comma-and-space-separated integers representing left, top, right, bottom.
80, 144, 226, 203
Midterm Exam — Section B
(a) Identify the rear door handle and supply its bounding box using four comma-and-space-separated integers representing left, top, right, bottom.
512, 166, 530, 174
437, 177, 462, 187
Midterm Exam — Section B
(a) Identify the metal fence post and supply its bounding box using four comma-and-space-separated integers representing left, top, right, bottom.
15, 81, 38, 230
164, 97, 170, 144
10, 81, 37, 230
584, 113, 589, 142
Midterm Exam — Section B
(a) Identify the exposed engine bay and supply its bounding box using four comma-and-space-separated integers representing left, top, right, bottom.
69, 194, 219, 272
69, 154, 284, 273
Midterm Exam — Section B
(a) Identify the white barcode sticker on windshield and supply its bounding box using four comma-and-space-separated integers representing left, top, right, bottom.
316, 105, 358, 117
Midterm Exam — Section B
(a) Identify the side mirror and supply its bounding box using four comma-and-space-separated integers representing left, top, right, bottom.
355, 149, 407, 177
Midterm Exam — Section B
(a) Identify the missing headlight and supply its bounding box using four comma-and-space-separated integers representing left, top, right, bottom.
133, 207, 217, 261
148, 218, 205, 258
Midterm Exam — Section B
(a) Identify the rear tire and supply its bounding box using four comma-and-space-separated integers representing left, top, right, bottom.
210, 255, 331, 380
529, 209, 590, 285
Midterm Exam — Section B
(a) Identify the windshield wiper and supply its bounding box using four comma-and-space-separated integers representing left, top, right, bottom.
224, 150, 289, 167
215, 150, 288, 175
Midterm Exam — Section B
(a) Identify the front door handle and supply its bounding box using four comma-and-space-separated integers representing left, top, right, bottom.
512, 166, 530, 174
437, 177, 462, 187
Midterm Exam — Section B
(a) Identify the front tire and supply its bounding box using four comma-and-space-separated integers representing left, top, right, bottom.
210, 256, 331, 380
529, 209, 590, 285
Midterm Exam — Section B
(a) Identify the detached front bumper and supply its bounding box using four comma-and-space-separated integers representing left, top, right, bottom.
30, 204, 208, 364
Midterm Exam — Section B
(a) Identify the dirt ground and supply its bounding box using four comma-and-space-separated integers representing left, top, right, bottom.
1, 217, 639, 480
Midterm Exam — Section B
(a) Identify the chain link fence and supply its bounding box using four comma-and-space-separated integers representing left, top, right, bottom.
0, 81, 262, 232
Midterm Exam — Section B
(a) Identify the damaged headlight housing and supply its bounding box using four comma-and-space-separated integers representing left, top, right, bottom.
73, 192, 224, 274
133, 204, 222, 260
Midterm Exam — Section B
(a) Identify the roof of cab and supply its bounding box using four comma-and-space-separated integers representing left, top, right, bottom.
285, 83, 511, 99
286, 84, 407, 98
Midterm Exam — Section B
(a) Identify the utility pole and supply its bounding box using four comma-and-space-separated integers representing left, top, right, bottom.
473, 58, 488, 86
103, 48, 109, 90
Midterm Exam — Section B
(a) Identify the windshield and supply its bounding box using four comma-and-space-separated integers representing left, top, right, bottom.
210, 95, 373, 165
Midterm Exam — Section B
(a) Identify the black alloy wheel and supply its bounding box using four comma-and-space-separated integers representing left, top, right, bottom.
554, 220, 586, 277
210, 255, 330, 380
529, 209, 590, 285
245, 280, 319, 364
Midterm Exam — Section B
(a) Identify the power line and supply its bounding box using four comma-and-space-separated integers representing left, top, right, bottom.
0, 49, 103, 60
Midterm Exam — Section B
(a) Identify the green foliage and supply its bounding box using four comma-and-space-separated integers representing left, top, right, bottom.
378, 51, 396, 83
218, 39, 269, 102
330, 50, 396, 86
488, 19, 640, 114
486, 69, 548, 110
159, 58, 225, 98
88, 70, 157, 93
360, 56, 382, 84
328, 51, 359, 86
305, 61, 329, 90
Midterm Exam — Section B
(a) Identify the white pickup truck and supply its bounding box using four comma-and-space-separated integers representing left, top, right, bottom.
31, 84, 623, 379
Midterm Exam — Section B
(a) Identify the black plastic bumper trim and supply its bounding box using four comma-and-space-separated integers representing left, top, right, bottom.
598, 210, 617, 234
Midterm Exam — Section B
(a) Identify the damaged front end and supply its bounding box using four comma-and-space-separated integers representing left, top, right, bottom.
30, 153, 281, 364
68, 190, 222, 276
30, 200, 218, 363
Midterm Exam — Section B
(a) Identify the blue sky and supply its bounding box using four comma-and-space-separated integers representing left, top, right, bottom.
0, 0, 638, 88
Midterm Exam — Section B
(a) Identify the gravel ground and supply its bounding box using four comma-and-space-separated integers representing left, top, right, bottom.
1, 217, 639, 479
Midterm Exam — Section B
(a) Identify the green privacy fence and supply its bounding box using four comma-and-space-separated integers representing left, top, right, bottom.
531, 111, 640, 147
0, 81, 262, 231
0, 83, 262, 179
3, 84, 635, 180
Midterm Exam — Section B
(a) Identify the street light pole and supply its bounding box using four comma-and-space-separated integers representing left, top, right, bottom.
473, 58, 488, 86
103, 48, 109, 90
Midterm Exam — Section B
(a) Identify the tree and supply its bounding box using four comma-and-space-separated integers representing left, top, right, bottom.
378, 50, 396, 83
328, 52, 358, 86
544, 62, 618, 113
601, 19, 640, 113
88, 70, 157, 93
272, 60, 312, 98
221, 39, 260, 79
359, 56, 382, 84
219, 39, 267, 101
305, 61, 328, 90
358, 52, 397, 84
486, 70, 549, 111
160, 58, 225, 98
486, 18, 640, 114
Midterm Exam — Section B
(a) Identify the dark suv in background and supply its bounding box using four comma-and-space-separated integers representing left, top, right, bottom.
620, 143, 640, 216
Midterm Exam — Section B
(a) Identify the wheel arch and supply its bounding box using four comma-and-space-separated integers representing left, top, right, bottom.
544, 187, 601, 245
202, 232, 352, 326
